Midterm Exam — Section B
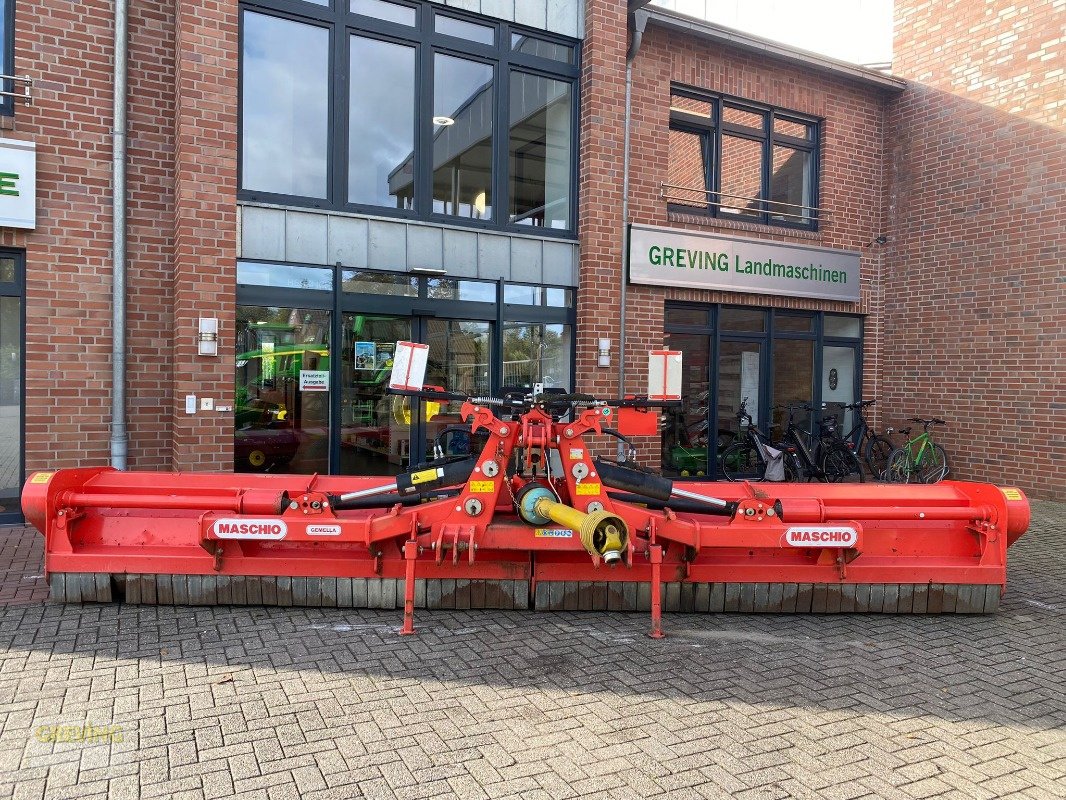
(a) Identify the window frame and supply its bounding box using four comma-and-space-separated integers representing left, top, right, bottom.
238, 0, 581, 239
668, 85, 821, 231
0, 0, 14, 117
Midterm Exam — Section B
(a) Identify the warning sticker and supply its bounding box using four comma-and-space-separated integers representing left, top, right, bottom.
535, 528, 573, 538
1001, 488, 1023, 500
469, 481, 496, 494
568, 449, 584, 460
575, 483, 601, 495
30, 472, 54, 484
410, 468, 440, 485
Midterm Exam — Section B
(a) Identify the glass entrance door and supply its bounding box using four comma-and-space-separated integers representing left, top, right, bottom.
339, 314, 412, 476
337, 315, 494, 475
0, 292, 21, 520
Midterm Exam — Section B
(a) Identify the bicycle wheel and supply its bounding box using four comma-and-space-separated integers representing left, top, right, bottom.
821, 442, 865, 483
864, 435, 893, 481
916, 444, 949, 483
720, 442, 765, 482
884, 447, 914, 483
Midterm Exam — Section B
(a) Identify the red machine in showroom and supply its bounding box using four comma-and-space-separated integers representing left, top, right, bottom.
22, 348, 1030, 636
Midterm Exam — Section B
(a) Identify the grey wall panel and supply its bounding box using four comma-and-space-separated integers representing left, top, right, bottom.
476, 0, 515, 24
368, 219, 408, 269
239, 204, 578, 286
327, 215, 369, 269
547, 0, 581, 38
440, 0, 480, 11
510, 237, 543, 284
542, 239, 577, 285
285, 211, 328, 265
514, 0, 547, 30
239, 206, 285, 261
407, 225, 444, 271
477, 235, 511, 280
434, 1, 582, 37
443, 229, 479, 277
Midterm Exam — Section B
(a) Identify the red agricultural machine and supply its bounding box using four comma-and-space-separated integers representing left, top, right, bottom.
22, 376, 1030, 637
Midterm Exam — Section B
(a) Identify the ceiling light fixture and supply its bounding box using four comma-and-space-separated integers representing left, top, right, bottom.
433, 115, 455, 126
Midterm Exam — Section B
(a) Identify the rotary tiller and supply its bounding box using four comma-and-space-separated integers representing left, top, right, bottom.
22, 391, 1030, 636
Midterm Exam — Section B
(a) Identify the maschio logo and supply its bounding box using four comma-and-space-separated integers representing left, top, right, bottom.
784, 526, 859, 548
306, 524, 341, 536
211, 519, 288, 540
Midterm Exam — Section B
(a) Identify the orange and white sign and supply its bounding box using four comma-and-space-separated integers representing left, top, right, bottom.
389, 341, 429, 391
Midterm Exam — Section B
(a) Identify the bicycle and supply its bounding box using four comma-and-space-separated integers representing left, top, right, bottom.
781, 403, 864, 483
831, 400, 894, 480
719, 401, 798, 482
885, 417, 950, 483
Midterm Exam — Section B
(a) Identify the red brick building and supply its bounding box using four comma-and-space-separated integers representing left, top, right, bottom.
0, 0, 1059, 524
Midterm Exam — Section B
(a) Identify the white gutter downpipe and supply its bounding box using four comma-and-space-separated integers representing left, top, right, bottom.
110, 0, 129, 469
617, 5, 650, 457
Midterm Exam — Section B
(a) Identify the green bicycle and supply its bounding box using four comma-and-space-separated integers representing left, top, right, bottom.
885, 417, 950, 483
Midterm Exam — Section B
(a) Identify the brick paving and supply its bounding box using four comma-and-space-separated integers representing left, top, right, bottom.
0, 502, 1062, 799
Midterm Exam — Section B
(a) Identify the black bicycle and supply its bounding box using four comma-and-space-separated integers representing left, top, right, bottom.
781, 403, 864, 483
719, 401, 798, 482
830, 400, 894, 480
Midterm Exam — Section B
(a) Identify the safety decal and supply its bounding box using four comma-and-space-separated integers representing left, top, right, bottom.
469, 481, 496, 494
535, 528, 573, 538
575, 483, 601, 495
410, 468, 440, 485
30, 472, 54, 484
1001, 488, 1022, 501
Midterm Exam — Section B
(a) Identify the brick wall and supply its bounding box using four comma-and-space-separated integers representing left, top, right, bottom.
578, 5, 893, 432
1, 0, 177, 472
4, 0, 237, 474
887, 0, 1065, 499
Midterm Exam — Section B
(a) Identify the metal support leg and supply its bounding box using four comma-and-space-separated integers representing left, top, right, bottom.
400, 540, 418, 635
648, 544, 665, 639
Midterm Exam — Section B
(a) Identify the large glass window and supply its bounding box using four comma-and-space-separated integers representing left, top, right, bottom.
667, 88, 820, 229
240, 12, 329, 198
235, 306, 332, 473
237, 262, 574, 475
661, 305, 862, 479
432, 54, 494, 219
0, 0, 12, 116
508, 73, 573, 230
348, 36, 416, 208
0, 250, 22, 522
239, 0, 579, 234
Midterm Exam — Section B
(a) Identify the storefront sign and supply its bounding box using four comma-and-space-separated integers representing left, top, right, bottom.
0, 138, 36, 230
628, 224, 860, 302
299, 370, 329, 392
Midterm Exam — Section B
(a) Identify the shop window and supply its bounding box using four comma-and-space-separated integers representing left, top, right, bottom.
237, 261, 575, 474
0, 250, 23, 523
661, 304, 862, 479
667, 87, 820, 229
239, 0, 579, 235
235, 306, 332, 474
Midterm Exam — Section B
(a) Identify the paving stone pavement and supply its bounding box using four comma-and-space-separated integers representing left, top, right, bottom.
0, 502, 1062, 799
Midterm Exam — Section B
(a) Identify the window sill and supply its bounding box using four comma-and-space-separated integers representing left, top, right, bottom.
666, 210, 823, 242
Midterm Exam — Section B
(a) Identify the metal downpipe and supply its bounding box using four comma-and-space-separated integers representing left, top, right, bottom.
617, 6, 649, 455
110, 0, 129, 469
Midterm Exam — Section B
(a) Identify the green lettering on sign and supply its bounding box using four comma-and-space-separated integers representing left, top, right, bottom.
0, 172, 18, 197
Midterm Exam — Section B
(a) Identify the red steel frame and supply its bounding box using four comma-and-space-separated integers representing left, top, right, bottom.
22, 401, 1030, 637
